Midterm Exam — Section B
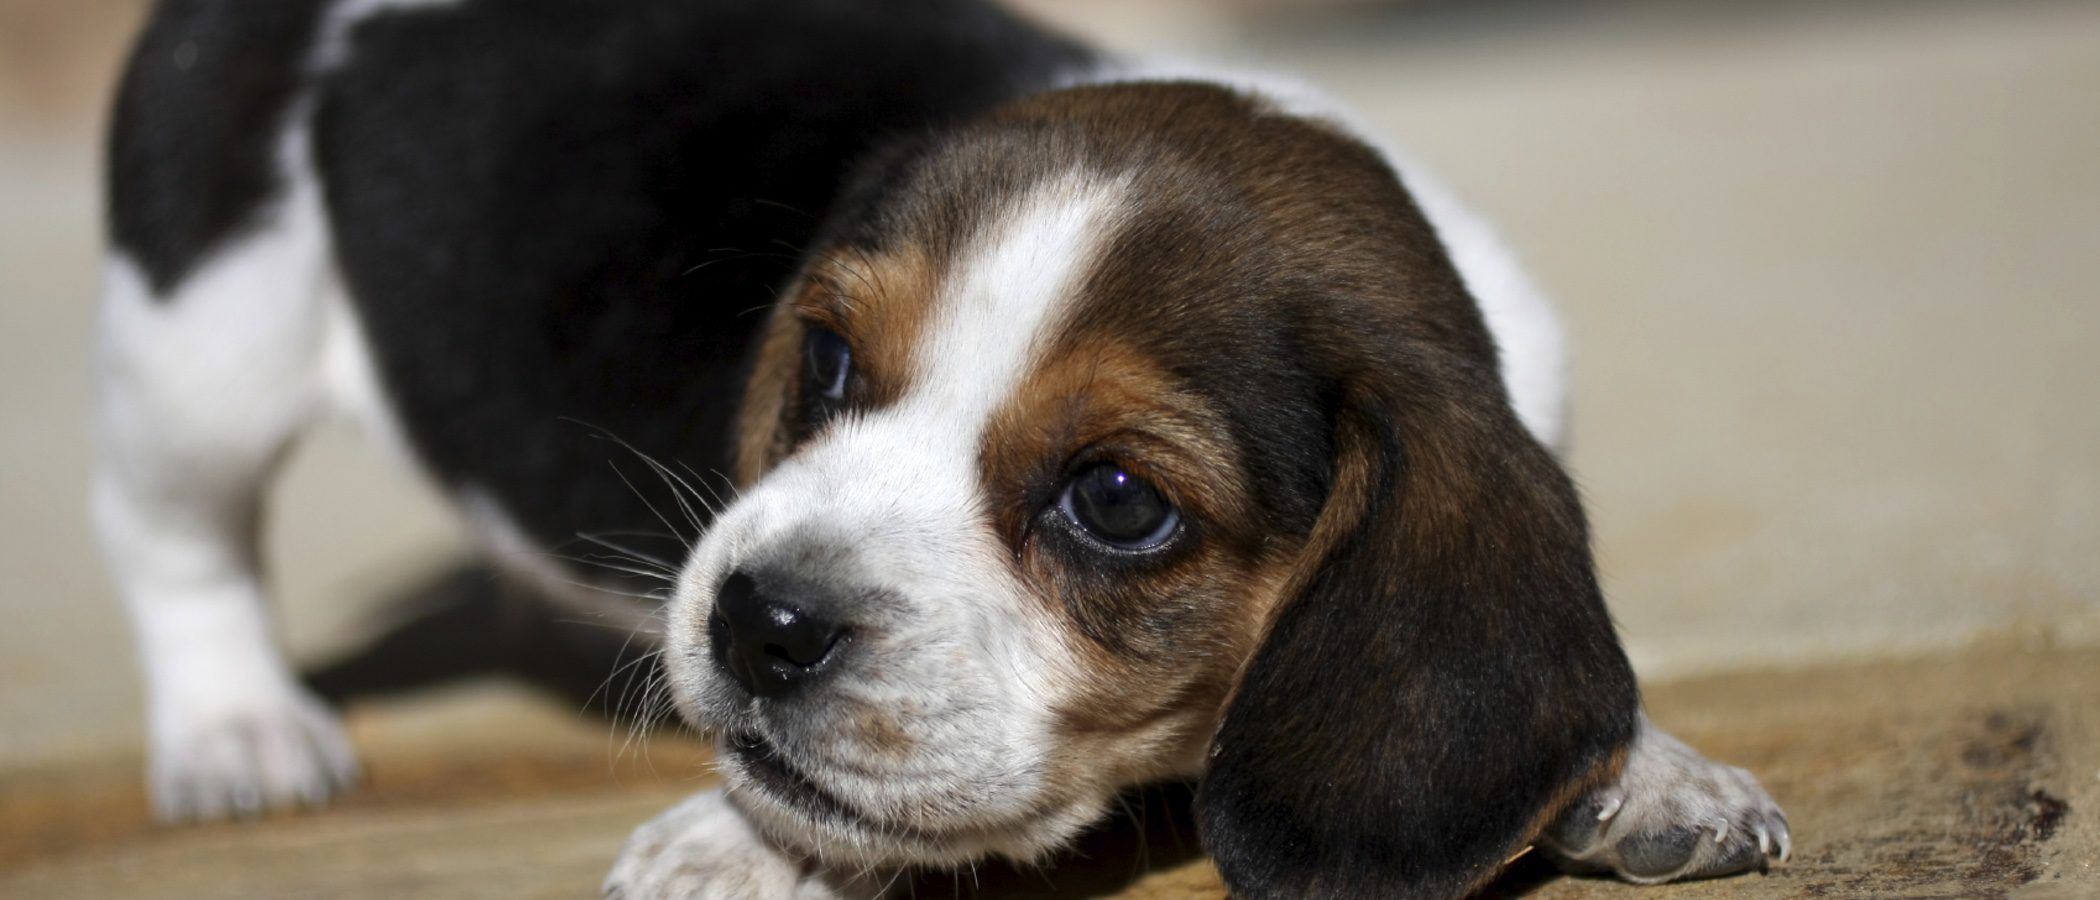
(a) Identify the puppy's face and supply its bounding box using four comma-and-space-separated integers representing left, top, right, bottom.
663, 83, 1638, 896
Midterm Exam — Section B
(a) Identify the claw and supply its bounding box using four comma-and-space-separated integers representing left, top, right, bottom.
1712, 819, 1729, 844
1756, 825, 1770, 855
1776, 823, 1792, 862
1596, 795, 1623, 821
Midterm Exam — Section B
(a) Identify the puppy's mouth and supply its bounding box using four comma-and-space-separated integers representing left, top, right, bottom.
722, 729, 1041, 860
723, 730, 871, 829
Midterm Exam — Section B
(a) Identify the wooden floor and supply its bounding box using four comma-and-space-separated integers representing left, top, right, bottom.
4, 641, 2092, 898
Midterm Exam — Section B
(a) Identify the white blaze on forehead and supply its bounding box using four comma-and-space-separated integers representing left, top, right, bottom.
702, 170, 1132, 572
903, 170, 1130, 436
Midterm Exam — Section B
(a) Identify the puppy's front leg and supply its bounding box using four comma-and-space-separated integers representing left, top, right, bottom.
1539, 713, 1790, 883
607, 789, 878, 900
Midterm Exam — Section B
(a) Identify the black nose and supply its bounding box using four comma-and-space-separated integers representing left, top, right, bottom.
710, 571, 846, 699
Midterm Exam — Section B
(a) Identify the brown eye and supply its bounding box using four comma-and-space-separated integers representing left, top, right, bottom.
1060, 464, 1179, 551
804, 327, 852, 403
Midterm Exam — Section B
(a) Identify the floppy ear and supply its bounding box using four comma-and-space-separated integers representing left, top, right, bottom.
1197, 377, 1640, 899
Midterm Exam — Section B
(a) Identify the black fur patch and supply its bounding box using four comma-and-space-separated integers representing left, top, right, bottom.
108, 0, 331, 293
301, 0, 1088, 561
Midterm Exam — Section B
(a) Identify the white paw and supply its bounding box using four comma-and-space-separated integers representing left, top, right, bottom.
606, 789, 849, 900
148, 681, 359, 822
1541, 723, 1790, 884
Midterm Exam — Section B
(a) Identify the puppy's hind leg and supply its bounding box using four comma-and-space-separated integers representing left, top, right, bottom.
92, 188, 357, 821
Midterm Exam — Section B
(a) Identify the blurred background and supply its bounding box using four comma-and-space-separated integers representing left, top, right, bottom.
2, 0, 2095, 896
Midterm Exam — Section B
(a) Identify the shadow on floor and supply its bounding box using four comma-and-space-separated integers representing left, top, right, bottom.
301, 561, 671, 721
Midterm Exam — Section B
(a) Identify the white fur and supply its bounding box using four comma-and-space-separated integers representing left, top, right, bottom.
660, 172, 1133, 867
93, 111, 360, 819
908, 170, 1129, 420
1394, 163, 1571, 451
607, 789, 873, 900
1070, 59, 1572, 451
94, 0, 523, 821
1542, 714, 1791, 882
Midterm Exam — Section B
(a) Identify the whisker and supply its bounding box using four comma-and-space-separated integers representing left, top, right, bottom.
622, 668, 680, 780
602, 457, 687, 538
575, 423, 720, 529
546, 552, 674, 585
604, 437, 716, 526
635, 450, 719, 524
541, 574, 670, 604
843, 243, 896, 310
586, 630, 665, 717
550, 613, 669, 632
813, 246, 880, 305
571, 532, 685, 572
752, 198, 819, 221
613, 651, 668, 769
556, 418, 711, 544
676, 460, 740, 512
679, 247, 803, 278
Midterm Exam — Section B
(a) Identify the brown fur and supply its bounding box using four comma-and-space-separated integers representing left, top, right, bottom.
732, 246, 941, 484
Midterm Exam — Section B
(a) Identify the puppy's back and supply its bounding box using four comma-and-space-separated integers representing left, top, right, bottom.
109, 0, 331, 295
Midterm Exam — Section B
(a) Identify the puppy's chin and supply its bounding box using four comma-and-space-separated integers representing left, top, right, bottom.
714, 731, 1106, 869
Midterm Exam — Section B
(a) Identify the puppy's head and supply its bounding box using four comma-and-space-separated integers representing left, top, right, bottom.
662, 82, 1637, 897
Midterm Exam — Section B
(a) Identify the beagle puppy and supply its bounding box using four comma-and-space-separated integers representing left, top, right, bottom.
96, 0, 1787, 896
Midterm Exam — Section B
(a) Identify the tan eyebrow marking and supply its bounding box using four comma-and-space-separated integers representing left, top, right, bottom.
734, 246, 942, 481
983, 335, 1248, 546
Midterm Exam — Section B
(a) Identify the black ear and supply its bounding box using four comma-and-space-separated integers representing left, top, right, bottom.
1197, 380, 1640, 899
